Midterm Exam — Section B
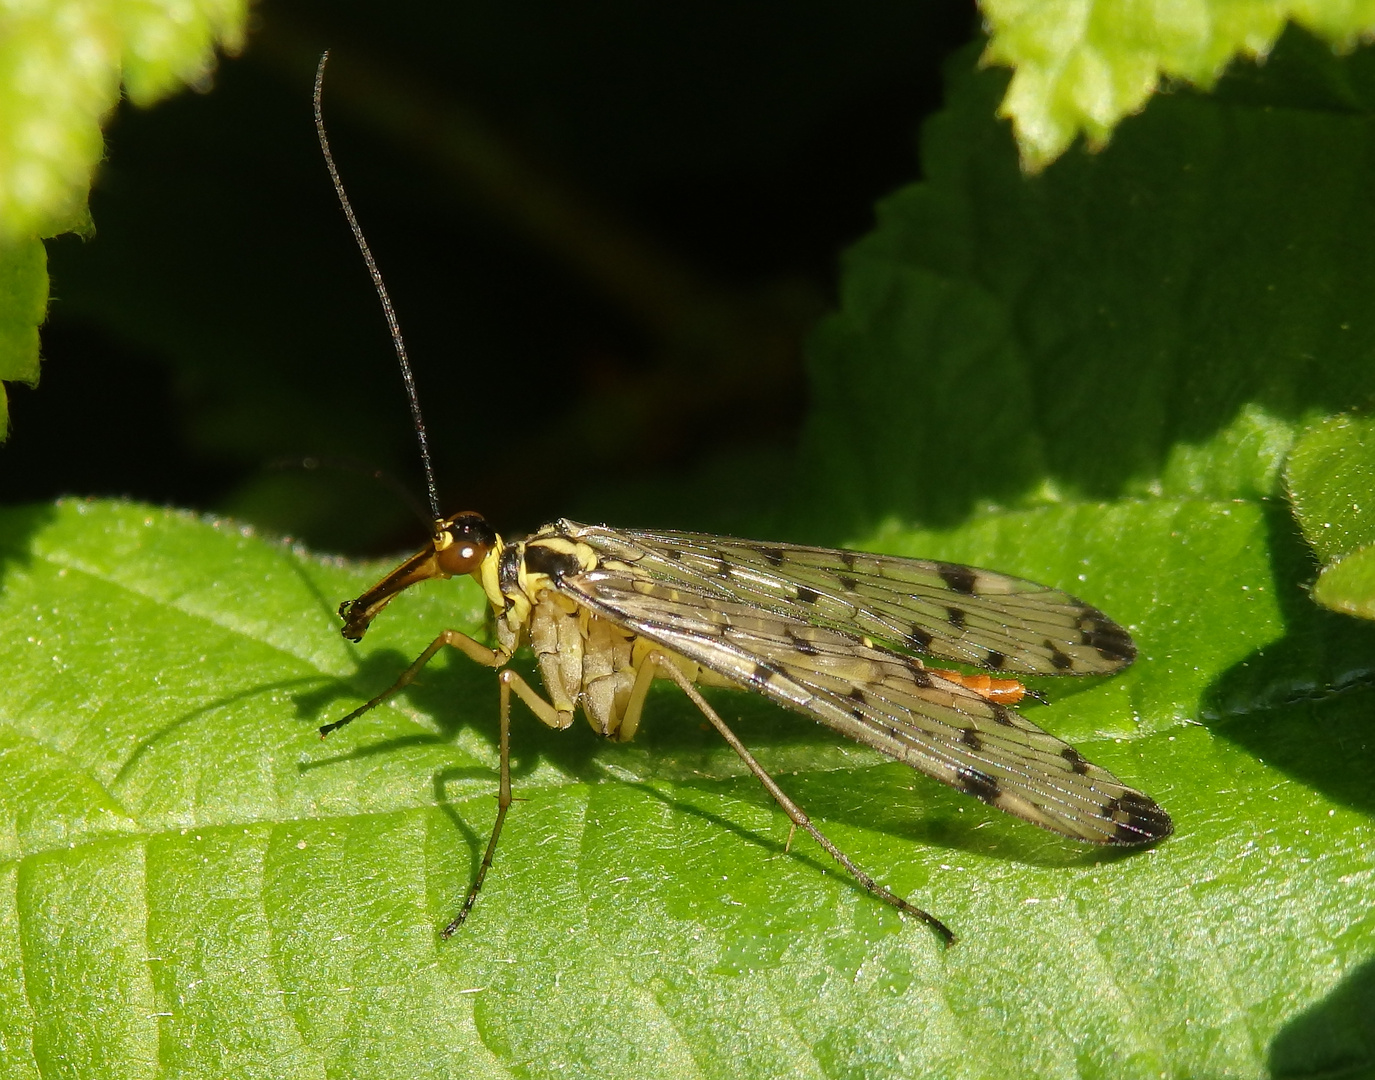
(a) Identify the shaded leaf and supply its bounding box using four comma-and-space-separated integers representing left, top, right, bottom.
0, 240, 47, 437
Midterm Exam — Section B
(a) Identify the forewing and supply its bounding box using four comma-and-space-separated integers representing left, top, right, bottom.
565, 522, 1134, 677
556, 557, 1171, 846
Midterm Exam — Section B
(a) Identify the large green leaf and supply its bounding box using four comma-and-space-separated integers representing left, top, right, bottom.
0, 488, 1370, 1078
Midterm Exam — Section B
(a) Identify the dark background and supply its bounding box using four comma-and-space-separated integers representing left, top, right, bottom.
2, 0, 978, 553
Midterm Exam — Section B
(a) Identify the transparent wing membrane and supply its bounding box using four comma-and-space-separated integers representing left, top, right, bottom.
558, 522, 1170, 846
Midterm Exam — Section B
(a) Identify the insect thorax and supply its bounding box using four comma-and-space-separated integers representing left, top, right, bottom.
482, 525, 688, 740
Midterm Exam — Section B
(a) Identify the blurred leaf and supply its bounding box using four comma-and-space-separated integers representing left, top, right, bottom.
0, 0, 249, 242
0, 0, 250, 440
981, 0, 1375, 169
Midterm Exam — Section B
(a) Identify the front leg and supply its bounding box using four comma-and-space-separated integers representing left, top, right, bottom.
320, 629, 509, 737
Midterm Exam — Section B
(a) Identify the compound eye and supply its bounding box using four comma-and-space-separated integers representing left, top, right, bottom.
435, 531, 488, 576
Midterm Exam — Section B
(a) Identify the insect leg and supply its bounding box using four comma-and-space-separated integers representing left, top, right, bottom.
319, 629, 507, 737
442, 668, 522, 937
640, 650, 955, 946
443, 668, 572, 935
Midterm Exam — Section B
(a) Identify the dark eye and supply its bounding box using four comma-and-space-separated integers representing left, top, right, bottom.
435, 536, 486, 575
433, 512, 494, 576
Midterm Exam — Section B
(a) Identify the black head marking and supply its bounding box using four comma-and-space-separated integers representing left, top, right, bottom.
937, 563, 978, 595
524, 544, 582, 580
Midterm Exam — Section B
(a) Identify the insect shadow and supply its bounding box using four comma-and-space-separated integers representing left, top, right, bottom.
119, 676, 333, 787
341, 651, 1131, 874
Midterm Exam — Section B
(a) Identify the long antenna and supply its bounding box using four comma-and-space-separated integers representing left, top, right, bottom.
313, 51, 442, 526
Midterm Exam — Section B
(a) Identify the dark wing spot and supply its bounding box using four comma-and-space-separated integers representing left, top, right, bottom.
713, 553, 733, 577
958, 766, 1001, 804
1105, 791, 1173, 845
1046, 641, 1074, 671
986, 650, 1006, 670
761, 547, 785, 566
848, 687, 867, 704
909, 666, 934, 689
947, 607, 966, 631
938, 563, 978, 595
988, 703, 1016, 727
961, 728, 983, 751
906, 624, 933, 652
796, 586, 820, 604
1060, 746, 1090, 775
665, 548, 683, 561
837, 575, 858, 592
787, 628, 820, 657
840, 550, 857, 569
1079, 612, 1137, 665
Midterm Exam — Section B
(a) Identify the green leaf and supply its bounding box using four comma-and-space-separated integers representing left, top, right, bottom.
2, 493, 1372, 1078
1286, 412, 1375, 619
981, 0, 1375, 169
798, 33, 1375, 535
0, 239, 47, 437
1312, 545, 1375, 618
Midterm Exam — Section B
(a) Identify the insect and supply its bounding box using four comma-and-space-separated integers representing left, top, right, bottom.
310, 55, 1171, 946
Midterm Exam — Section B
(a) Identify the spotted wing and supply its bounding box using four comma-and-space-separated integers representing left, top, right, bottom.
563, 522, 1134, 677
554, 523, 1169, 845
